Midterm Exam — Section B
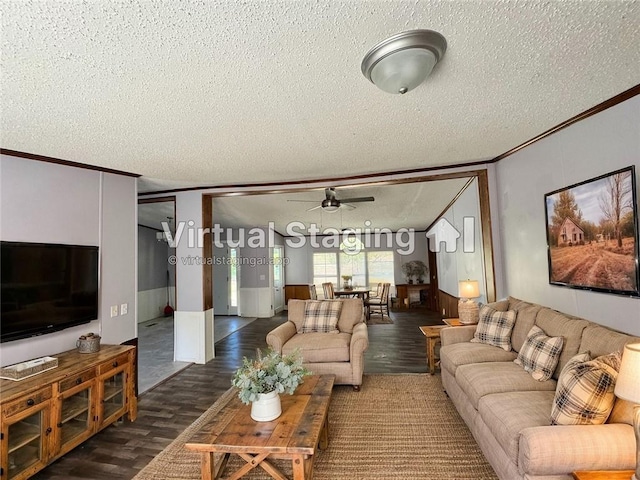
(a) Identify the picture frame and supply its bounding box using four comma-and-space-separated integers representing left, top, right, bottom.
544, 166, 640, 297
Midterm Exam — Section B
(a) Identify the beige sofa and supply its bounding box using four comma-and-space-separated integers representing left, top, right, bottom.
266, 298, 369, 390
440, 296, 639, 480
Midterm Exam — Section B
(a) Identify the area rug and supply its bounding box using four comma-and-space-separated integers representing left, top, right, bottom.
134, 374, 497, 480
133, 374, 498, 480
367, 314, 393, 325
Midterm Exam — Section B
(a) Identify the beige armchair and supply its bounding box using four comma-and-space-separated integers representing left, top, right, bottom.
266, 298, 369, 390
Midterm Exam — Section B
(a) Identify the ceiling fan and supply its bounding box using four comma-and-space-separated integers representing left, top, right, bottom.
289, 188, 375, 213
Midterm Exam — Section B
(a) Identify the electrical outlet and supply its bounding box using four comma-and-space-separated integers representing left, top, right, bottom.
110, 305, 119, 318
120, 303, 128, 315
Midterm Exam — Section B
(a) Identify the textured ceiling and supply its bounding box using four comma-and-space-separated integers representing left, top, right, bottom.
2, 1, 639, 193
211, 179, 471, 232
136, 179, 471, 233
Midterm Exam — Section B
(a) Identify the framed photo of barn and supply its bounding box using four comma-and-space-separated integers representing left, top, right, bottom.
544, 166, 640, 297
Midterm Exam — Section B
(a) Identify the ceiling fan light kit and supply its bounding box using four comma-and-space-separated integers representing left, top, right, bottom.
288, 188, 375, 212
361, 29, 447, 94
321, 198, 341, 213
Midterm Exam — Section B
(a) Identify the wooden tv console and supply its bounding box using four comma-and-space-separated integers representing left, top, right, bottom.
0, 345, 137, 479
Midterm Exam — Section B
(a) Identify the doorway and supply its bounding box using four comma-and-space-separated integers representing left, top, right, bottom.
212, 244, 240, 315
137, 197, 190, 394
272, 245, 285, 313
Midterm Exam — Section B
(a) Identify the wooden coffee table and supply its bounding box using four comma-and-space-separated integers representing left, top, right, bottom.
185, 375, 335, 480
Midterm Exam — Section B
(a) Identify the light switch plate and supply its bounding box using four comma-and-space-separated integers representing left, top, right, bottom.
120, 303, 128, 315
110, 305, 119, 318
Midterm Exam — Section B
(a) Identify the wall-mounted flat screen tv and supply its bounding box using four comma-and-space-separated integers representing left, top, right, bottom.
1, 241, 99, 343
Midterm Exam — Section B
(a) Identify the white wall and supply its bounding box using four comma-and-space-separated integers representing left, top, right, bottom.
435, 178, 487, 304
0, 155, 138, 365
100, 173, 137, 344
495, 95, 640, 335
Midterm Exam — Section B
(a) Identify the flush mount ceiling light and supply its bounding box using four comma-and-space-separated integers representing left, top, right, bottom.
361, 29, 447, 94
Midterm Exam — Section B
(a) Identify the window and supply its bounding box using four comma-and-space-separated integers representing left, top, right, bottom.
312, 249, 396, 296
313, 252, 338, 298
339, 251, 366, 289
366, 251, 395, 290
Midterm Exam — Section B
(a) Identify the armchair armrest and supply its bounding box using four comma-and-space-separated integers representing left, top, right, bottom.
266, 321, 297, 354
440, 325, 476, 346
350, 322, 369, 358
518, 423, 636, 476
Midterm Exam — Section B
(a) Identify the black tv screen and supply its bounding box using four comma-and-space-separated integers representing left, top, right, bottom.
1, 241, 99, 343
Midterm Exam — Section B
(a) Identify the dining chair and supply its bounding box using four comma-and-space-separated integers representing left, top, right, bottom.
365, 283, 390, 319
322, 282, 335, 299
369, 282, 383, 299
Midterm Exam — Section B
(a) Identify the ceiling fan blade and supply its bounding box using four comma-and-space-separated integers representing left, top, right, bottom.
341, 203, 356, 210
338, 196, 374, 203
306, 205, 323, 212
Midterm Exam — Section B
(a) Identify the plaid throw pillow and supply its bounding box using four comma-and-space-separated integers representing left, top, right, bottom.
470, 304, 516, 351
551, 351, 621, 425
514, 325, 564, 381
301, 300, 343, 334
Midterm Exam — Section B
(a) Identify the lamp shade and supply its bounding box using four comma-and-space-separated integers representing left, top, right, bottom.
458, 280, 480, 299
615, 343, 640, 403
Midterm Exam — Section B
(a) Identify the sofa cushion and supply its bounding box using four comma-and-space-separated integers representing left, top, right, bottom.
282, 332, 351, 362
484, 299, 509, 311
456, 362, 557, 409
508, 297, 542, 353
336, 298, 365, 334
580, 324, 640, 358
514, 325, 564, 381
470, 305, 516, 351
478, 390, 555, 466
440, 342, 518, 376
301, 300, 342, 333
551, 351, 621, 426
535, 308, 589, 379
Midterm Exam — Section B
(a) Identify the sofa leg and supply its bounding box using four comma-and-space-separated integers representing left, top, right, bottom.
353, 385, 361, 391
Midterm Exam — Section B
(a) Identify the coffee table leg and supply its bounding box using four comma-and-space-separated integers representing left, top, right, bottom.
292, 454, 314, 480
318, 415, 329, 450
203, 452, 229, 480
202, 452, 214, 480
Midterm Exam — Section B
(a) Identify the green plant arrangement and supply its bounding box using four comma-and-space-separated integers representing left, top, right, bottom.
231, 348, 310, 405
401, 260, 428, 283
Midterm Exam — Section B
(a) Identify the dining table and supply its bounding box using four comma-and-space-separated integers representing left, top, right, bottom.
333, 289, 371, 320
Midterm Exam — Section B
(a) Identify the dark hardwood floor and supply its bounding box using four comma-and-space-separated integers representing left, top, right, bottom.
32, 307, 444, 479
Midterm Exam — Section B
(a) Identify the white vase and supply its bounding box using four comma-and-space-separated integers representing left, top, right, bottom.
251, 390, 282, 422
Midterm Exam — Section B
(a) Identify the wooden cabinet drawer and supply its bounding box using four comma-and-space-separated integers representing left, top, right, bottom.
2, 386, 52, 418
97, 353, 129, 375
59, 368, 96, 392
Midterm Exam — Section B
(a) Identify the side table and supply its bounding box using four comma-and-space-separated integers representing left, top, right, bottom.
419, 319, 469, 375
443, 318, 464, 327
572, 471, 635, 480
419, 325, 447, 375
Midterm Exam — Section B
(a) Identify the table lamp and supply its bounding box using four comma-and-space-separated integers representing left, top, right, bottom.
614, 343, 640, 480
458, 280, 480, 324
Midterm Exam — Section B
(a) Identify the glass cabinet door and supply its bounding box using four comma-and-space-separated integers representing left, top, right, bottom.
5, 407, 49, 479
58, 384, 93, 451
99, 368, 127, 426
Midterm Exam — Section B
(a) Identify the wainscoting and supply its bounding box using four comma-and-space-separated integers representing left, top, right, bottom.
438, 289, 459, 318
138, 286, 175, 323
